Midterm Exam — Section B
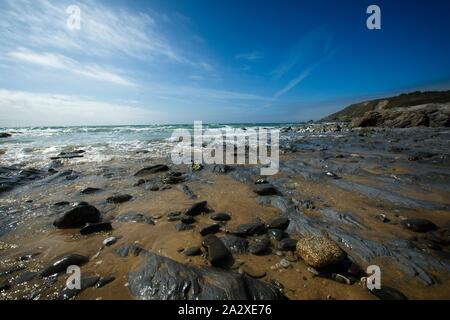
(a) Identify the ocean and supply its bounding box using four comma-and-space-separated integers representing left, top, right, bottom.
0, 123, 293, 168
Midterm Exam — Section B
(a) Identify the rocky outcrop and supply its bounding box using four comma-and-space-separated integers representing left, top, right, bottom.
324, 90, 450, 122
0, 133, 11, 138
128, 250, 284, 300
351, 103, 450, 128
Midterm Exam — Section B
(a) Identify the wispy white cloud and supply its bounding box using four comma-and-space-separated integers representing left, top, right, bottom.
0, 0, 198, 64
235, 51, 264, 61
274, 67, 313, 98
8, 48, 136, 87
0, 89, 159, 126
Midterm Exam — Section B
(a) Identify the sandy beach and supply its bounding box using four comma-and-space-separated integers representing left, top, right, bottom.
0, 123, 449, 300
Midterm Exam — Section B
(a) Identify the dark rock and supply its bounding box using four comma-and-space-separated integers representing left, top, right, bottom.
267, 229, 287, 241
0, 265, 26, 276
161, 171, 185, 184
128, 250, 284, 300
134, 164, 169, 176
134, 179, 146, 186
185, 201, 209, 216
266, 217, 289, 230
212, 164, 232, 174
115, 212, 154, 224
80, 222, 112, 235
15, 271, 37, 284
202, 234, 234, 268
369, 287, 408, 300
300, 199, 315, 209
107, 194, 133, 204
95, 276, 115, 288
40, 254, 89, 277
175, 222, 194, 231
80, 187, 102, 195
248, 238, 271, 255
51, 150, 85, 160
253, 185, 281, 196
0, 280, 11, 291
115, 245, 143, 257
220, 235, 249, 254
53, 201, 70, 207
53, 204, 101, 229
58, 276, 100, 300
200, 223, 221, 236
177, 184, 197, 199
401, 219, 438, 233
277, 238, 297, 251
233, 222, 266, 236
210, 212, 231, 221
183, 246, 202, 256
180, 215, 196, 224
167, 211, 181, 218
0, 132, 12, 138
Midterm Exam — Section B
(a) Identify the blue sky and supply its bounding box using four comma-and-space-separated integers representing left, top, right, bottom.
0, 0, 449, 126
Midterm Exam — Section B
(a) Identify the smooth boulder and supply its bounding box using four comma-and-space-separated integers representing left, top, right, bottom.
53, 204, 101, 229
296, 236, 345, 268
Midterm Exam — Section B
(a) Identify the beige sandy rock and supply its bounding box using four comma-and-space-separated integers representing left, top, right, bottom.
296, 236, 345, 268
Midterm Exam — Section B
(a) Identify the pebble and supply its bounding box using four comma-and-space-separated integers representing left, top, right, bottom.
103, 237, 117, 246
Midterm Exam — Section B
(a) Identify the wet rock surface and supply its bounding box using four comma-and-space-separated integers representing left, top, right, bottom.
53, 204, 101, 229
128, 250, 284, 300
202, 234, 234, 268
40, 254, 89, 277
115, 212, 154, 224
106, 194, 133, 204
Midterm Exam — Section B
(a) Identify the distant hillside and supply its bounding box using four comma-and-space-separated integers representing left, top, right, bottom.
324, 90, 450, 122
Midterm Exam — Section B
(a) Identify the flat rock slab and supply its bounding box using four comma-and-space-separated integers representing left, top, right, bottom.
134, 164, 169, 176
115, 213, 154, 225
40, 254, 89, 277
107, 194, 133, 204
128, 251, 284, 300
